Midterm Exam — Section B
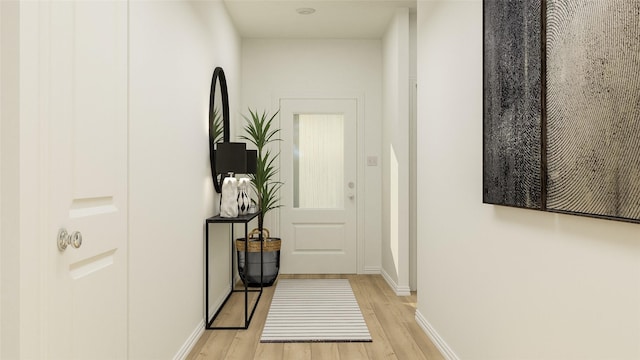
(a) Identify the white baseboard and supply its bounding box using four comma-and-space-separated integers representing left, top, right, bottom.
415, 310, 459, 360
380, 268, 411, 296
173, 320, 204, 360
174, 287, 232, 360
363, 266, 381, 274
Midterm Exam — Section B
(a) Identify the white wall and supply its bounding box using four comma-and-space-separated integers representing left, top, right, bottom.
1, 3, 15, 356
381, 8, 411, 295
129, 1, 241, 358
241, 38, 383, 273
416, 1, 640, 359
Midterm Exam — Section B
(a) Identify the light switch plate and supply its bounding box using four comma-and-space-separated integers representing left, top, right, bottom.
367, 156, 378, 166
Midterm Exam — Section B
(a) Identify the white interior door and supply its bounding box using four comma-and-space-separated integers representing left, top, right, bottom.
280, 99, 357, 274
43, 2, 128, 358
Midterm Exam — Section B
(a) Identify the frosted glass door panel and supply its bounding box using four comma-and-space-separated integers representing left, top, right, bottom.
293, 114, 344, 209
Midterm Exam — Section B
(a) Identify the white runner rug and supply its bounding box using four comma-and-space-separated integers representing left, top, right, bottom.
260, 279, 372, 343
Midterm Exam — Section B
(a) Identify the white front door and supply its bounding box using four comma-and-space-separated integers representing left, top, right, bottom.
43, 2, 128, 358
279, 99, 358, 274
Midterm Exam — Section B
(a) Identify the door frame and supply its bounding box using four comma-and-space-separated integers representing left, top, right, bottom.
272, 92, 366, 274
1, 1, 47, 357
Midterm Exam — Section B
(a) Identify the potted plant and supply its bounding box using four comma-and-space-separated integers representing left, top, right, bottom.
235, 109, 282, 286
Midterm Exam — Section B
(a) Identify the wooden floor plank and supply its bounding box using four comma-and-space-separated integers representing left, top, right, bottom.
252, 342, 283, 360
189, 330, 236, 360
283, 343, 311, 360
349, 277, 399, 360
187, 275, 444, 360
223, 285, 274, 360
310, 343, 339, 360
337, 343, 369, 360
373, 301, 429, 360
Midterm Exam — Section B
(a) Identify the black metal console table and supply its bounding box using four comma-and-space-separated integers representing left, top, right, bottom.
205, 212, 263, 330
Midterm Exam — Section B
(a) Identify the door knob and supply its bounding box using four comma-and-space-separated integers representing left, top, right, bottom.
57, 228, 83, 251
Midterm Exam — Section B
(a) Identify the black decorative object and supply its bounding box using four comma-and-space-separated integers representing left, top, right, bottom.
483, 0, 640, 223
216, 142, 247, 175
246, 150, 257, 174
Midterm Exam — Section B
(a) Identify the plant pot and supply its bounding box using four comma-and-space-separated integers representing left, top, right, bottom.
236, 228, 280, 287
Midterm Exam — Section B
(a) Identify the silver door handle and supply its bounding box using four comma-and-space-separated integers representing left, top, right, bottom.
57, 228, 83, 251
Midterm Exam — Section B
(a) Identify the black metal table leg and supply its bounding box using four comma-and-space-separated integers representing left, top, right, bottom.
244, 222, 249, 327
204, 213, 263, 330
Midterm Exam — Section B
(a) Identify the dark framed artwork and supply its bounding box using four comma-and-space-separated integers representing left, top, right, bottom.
483, 0, 542, 210
483, 0, 640, 224
546, 0, 640, 222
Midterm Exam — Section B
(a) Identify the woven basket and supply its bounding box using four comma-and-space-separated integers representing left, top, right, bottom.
236, 228, 281, 287
235, 228, 281, 252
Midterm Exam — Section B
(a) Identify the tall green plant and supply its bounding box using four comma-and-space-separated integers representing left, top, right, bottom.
240, 109, 282, 222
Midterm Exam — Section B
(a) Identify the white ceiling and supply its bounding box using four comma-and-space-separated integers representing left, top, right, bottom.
223, 0, 416, 39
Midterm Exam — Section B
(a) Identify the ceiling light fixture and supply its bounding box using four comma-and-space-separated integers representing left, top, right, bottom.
296, 7, 316, 15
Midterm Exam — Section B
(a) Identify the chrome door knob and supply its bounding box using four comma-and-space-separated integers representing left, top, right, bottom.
57, 228, 83, 251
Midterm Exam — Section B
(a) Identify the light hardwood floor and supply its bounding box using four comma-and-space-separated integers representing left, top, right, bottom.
187, 275, 444, 360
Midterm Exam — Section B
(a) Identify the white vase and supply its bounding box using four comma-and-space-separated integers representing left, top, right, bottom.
220, 177, 238, 218
237, 178, 251, 215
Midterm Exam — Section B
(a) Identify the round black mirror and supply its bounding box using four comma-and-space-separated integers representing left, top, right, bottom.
209, 67, 230, 193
